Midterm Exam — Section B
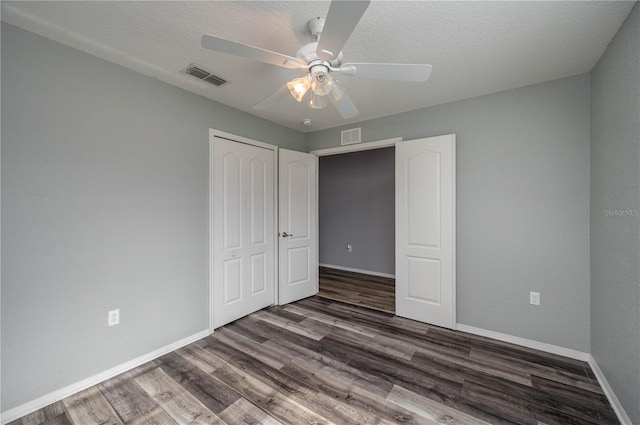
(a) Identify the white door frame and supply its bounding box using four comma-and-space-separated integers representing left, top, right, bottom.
208, 129, 279, 333
310, 137, 402, 157
312, 136, 456, 328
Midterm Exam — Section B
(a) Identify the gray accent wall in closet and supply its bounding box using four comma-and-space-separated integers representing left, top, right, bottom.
319, 147, 395, 275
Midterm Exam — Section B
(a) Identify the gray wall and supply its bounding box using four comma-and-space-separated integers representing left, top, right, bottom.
319, 148, 395, 275
590, 3, 640, 423
308, 74, 592, 352
1, 23, 304, 411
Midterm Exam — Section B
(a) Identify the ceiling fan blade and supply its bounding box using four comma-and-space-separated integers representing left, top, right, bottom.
202, 34, 305, 70
339, 63, 433, 82
316, 0, 370, 60
253, 84, 291, 110
330, 93, 359, 119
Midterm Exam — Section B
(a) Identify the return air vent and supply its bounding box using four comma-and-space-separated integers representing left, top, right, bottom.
341, 127, 362, 145
183, 63, 227, 86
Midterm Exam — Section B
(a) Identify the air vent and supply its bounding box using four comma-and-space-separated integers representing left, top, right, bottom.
341, 127, 362, 145
183, 63, 227, 86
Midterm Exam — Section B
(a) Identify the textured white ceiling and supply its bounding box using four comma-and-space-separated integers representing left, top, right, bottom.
2, 1, 635, 132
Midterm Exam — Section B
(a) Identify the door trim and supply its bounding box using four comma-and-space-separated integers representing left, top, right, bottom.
311, 137, 402, 157
208, 129, 279, 333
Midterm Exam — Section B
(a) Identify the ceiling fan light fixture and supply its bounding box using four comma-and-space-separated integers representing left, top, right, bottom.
287, 76, 311, 102
309, 91, 328, 109
311, 72, 334, 96
330, 79, 349, 102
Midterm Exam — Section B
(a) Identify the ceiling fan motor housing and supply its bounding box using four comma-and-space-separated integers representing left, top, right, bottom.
308, 60, 329, 78
296, 42, 343, 68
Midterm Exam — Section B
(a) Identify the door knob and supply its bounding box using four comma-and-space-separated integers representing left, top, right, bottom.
281, 232, 293, 238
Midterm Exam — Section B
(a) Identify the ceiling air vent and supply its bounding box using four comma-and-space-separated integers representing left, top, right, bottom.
341, 127, 362, 146
183, 63, 227, 86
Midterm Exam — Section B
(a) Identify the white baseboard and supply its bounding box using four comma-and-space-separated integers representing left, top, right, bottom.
319, 263, 395, 279
588, 355, 632, 425
455, 324, 590, 361
1, 329, 210, 424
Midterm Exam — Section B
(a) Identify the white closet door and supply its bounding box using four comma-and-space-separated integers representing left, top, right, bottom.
396, 134, 456, 329
278, 149, 318, 304
212, 137, 275, 328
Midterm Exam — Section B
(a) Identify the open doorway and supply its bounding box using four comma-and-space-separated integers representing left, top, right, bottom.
318, 146, 396, 313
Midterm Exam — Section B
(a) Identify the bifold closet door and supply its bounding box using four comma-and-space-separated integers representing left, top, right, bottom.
212, 137, 275, 328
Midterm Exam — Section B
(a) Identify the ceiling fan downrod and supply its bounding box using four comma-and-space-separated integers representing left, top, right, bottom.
308, 17, 326, 41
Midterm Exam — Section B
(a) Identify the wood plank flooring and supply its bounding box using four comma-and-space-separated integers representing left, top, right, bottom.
9, 296, 618, 425
319, 266, 395, 313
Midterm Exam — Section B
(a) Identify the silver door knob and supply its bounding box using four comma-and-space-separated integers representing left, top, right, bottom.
281, 232, 293, 238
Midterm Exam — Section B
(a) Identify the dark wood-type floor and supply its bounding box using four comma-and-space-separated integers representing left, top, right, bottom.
10, 296, 618, 425
319, 266, 396, 313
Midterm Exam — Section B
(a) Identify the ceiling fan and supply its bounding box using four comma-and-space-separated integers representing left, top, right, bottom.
201, 0, 432, 119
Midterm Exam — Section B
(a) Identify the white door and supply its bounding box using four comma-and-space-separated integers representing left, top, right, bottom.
278, 149, 318, 304
395, 134, 456, 329
212, 136, 275, 328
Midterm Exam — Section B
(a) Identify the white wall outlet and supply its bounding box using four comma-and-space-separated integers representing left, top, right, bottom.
346, 243, 352, 252
108, 309, 120, 326
529, 292, 541, 306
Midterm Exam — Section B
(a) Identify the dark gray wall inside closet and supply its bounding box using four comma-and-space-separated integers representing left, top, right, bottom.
319, 147, 395, 275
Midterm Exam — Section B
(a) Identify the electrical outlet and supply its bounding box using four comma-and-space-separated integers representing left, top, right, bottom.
108, 309, 120, 326
347, 244, 352, 252
529, 292, 541, 306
